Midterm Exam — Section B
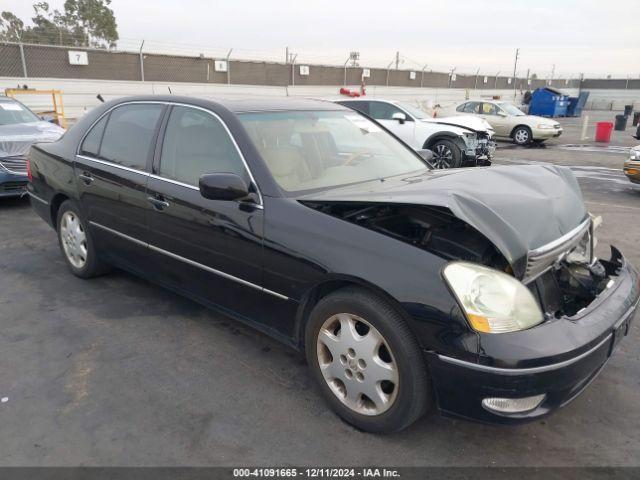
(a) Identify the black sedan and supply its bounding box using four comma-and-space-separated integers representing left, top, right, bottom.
26, 96, 639, 432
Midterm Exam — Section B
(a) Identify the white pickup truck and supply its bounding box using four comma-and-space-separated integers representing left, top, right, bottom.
336, 98, 496, 169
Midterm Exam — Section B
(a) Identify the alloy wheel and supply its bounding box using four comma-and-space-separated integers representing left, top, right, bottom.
514, 128, 530, 145
430, 144, 453, 169
60, 211, 88, 269
316, 313, 399, 416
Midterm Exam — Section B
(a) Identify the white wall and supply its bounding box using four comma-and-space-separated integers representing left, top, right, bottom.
11, 76, 639, 121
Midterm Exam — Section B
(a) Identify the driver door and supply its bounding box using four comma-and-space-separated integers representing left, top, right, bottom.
481, 102, 510, 136
366, 101, 417, 147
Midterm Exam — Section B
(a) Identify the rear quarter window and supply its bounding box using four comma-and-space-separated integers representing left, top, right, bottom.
79, 114, 108, 157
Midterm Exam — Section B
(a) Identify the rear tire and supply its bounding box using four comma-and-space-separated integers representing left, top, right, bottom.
56, 200, 109, 278
305, 286, 431, 433
428, 139, 463, 169
512, 126, 533, 146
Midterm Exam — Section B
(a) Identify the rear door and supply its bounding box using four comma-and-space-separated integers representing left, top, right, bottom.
75, 102, 165, 266
144, 104, 270, 325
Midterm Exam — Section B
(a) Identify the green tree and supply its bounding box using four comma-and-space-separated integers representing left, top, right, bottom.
0, 0, 118, 48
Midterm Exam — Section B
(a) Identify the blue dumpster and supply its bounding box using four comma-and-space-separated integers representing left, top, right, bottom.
529, 86, 570, 117
567, 91, 590, 117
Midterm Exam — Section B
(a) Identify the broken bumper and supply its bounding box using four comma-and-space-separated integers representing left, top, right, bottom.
426, 249, 639, 424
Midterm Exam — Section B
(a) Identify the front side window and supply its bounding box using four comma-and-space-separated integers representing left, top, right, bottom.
481, 103, 500, 115
497, 103, 526, 116
159, 106, 246, 186
239, 110, 427, 193
339, 101, 369, 116
99, 104, 163, 170
368, 102, 410, 121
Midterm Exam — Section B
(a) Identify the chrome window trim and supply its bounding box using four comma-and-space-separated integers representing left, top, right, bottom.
76, 154, 149, 176
27, 191, 49, 205
89, 221, 287, 301
437, 333, 613, 376
75, 100, 263, 206
157, 102, 263, 206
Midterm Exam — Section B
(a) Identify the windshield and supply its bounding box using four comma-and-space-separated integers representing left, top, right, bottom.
497, 102, 526, 116
239, 110, 427, 193
0, 100, 40, 125
396, 102, 429, 119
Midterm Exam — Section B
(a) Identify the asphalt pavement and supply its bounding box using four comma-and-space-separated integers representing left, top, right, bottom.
0, 110, 639, 466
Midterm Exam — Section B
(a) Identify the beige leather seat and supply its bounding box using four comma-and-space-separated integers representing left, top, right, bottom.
260, 146, 312, 191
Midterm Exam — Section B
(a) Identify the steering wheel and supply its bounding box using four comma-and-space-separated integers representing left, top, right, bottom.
343, 150, 371, 166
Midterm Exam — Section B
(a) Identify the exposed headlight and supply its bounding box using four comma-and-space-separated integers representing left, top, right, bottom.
630, 148, 640, 160
443, 262, 544, 334
537, 123, 556, 129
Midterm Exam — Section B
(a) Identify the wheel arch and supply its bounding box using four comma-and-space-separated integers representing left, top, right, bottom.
293, 275, 415, 352
510, 124, 532, 138
50, 193, 70, 230
423, 132, 461, 149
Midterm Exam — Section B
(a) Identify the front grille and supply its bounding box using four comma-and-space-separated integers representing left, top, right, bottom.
524, 219, 591, 282
0, 156, 28, 175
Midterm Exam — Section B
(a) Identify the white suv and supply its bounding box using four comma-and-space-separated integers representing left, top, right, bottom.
336, 99, 495, 169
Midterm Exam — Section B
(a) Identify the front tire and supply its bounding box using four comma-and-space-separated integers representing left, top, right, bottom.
305, 287, 431, 433
512, 126, 533, 146
56, 200, 109, 278
428, 139, 463, 169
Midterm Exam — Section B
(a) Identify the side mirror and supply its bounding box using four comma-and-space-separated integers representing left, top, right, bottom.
418, 149, 435, 162
199, 173, 250, 201
497, 111, 508, 117
392, 112, 407, 124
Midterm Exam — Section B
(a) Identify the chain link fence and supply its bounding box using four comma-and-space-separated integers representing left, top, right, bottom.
0, 41, 596, 91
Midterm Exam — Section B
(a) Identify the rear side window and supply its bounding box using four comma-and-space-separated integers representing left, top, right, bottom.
79, 114, 108, 157
460, 102, 481, 113
99, 104, 163, 170
159, 106, 246, 186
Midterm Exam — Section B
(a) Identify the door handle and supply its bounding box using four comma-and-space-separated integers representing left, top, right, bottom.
78, 172, 94, 185
147, 195, 170, 211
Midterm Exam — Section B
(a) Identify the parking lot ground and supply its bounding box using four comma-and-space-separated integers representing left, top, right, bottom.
1, 111, 640, 467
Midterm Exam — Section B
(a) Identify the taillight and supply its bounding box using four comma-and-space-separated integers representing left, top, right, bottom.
26, 157, 32, 182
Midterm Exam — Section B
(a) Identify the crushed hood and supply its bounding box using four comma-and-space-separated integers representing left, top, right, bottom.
300, 164, 587, 278
0, 121, 65, 158
422, 115, 493, 133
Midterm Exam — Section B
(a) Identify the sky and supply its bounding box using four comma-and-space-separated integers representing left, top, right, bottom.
2, 0, 638, 78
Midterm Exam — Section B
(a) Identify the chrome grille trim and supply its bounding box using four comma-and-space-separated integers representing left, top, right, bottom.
0, 156, 28, 175
524, 218, 591, 283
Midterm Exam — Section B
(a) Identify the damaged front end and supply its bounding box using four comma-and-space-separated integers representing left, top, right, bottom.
524, 215, 621, 319
303, 200, 621, 323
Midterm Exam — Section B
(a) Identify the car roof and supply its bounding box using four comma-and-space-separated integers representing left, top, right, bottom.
106, 95, 349, 114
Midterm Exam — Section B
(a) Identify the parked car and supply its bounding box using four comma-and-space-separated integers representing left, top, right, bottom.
624, 145, 640, 184
0, 96, 65, 198
27, 96, 638, 433
445, 100, 563, 145
336, 98, 495, 169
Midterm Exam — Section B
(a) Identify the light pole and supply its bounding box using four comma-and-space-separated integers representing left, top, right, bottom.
512, 48, 519, 100
385, 58, 395, 86
420, 64, 428, 88
344, 51, 360, 86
